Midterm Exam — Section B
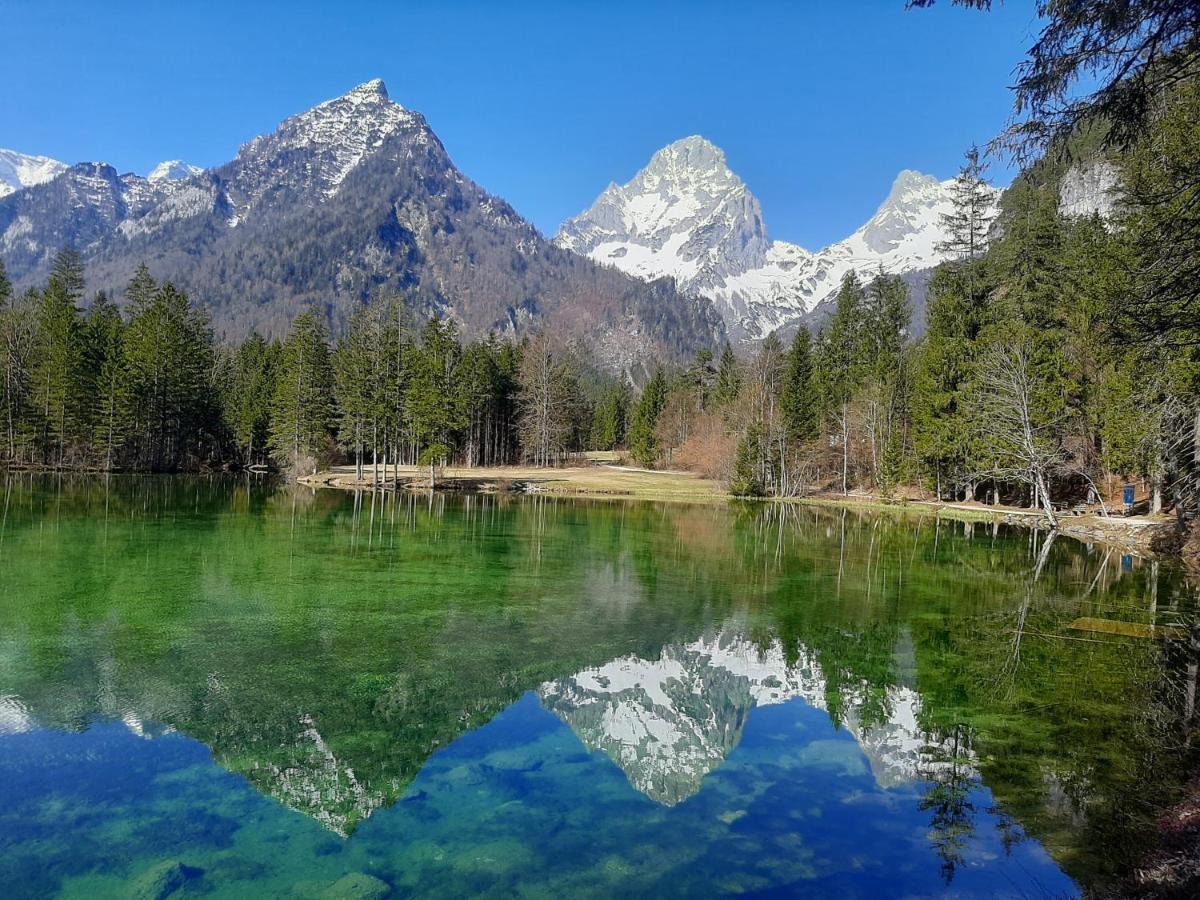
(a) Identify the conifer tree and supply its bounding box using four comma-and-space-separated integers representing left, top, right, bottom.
729, 424, 766, 497
123, 279, 215, 471
819, 272, 869, 494
84, 291, 128, 469
222, 333, 277, 468
30, 249, 86, 464
937, 146, 995, 262
590, 386, 628, 451
712, 344, 742, 409
269, 311, 333, 473
405, 317, 466, 487
781, 329, 820, 445
0, 262, 34, 462
628, 369, 668, 468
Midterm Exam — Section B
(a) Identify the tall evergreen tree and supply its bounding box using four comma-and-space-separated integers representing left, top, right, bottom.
628, 369, 668, 468
405, 317, 466, 486
84, 291, 128, 469
30, 249, 86, 464
123, 279, 216, 471
221, 333, 277, 468
269, 311, 333, 472
781, 328, 820, 445
712, 344, 742, 409
819, 272, 869, 494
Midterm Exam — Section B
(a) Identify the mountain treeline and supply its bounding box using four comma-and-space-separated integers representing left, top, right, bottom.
0, 253, 622, 475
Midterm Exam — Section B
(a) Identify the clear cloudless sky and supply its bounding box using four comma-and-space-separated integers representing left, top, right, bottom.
0, 0, 1042, 249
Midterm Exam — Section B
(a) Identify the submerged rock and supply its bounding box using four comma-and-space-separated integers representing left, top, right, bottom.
321, 872, 392, 899
127, 860, 203, 900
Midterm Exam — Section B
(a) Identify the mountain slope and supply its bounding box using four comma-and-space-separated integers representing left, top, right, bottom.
0, 81, 723, 372
0, 149, 68, 199
556, 138, 1001, 341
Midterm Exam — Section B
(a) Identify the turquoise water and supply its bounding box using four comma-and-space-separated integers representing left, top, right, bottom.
0, 476, 1196, 897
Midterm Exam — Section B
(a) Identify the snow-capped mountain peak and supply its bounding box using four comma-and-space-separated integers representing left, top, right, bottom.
556, 141, 1001, 342
0, 149, 68, 199
557, 134, 770, 302
147, 160, 203, 184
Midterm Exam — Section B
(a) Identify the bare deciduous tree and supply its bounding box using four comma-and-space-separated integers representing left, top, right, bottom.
973, 344, 1065, 527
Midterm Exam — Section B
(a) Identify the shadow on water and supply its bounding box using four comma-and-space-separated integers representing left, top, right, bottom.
0, 473, 1197, 897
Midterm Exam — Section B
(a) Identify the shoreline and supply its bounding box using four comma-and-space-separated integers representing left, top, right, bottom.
299, 463, 1182, 558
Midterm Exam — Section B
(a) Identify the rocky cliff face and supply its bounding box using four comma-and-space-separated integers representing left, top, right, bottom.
1058, 159, 1121, 220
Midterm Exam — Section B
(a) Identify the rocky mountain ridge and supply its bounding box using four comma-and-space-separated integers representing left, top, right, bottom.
0, 82, 723, 372
557, 137, 1004, 341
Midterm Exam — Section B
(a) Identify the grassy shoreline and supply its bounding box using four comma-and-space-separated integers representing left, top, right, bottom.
299, 461, 1180, 556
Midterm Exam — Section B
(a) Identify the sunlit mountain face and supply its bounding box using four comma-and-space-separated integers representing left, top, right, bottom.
0, 477, 1195, 896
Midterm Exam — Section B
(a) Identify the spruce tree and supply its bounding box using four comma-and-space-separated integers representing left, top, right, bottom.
84, 292, 128, 469
937, 146, 995, 262
712, 344, 741, 409
30, 249, 86, 465
405, 317, 466, 486
781, 329, 819, 445
628, 369, 668, 468
222, 333, 277, 468
269, 312, 334, 473
123, 280, 215, 471
819, 272, 869, 494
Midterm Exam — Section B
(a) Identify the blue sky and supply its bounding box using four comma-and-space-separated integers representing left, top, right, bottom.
0, 0, 1040, 248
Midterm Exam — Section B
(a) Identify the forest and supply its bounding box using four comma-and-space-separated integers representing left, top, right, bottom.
0, 2, 1198, 532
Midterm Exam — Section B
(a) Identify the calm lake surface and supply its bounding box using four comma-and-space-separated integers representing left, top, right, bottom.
1, 476, 1197, 898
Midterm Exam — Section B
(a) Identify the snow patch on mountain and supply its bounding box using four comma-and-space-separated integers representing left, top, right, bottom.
0, 149, 68, 199
556, 140, 1001, 341
147, 160, 203, 184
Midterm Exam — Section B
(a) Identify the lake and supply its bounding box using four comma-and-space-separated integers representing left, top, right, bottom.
0, 476, 1196, 898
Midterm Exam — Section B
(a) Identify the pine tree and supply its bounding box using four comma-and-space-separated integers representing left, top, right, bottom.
628, 369, 668, 468
781, 328, 819, 445
0, 262, 35, 463
333, 305, 385, 479
84, 292, 128, 469
30, 249, 86, 465
819, 272, 869, 494
912, 265, 986, 499
937, 146, 995, 262
222, 333, 277, 468
729, 424, 765, 497
712, 344, 741, 409
590, 386, 628, 451
123, 280, 216, 471
405, 317, 466, 487
269, 311, 334, 473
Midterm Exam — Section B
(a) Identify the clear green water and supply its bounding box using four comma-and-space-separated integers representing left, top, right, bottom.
0, 476, 1196, 898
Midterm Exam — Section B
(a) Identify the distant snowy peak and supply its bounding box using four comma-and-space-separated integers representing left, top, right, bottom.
557, 141, 1001, 342
0, 149, 68, 198
557, 135, 771, 297
147, 160, 203, 184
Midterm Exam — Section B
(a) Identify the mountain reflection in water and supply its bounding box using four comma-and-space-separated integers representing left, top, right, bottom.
0, 476, 1196, 898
